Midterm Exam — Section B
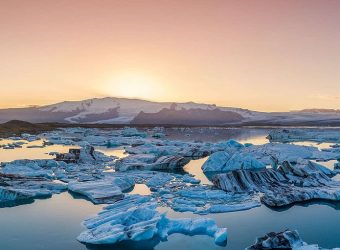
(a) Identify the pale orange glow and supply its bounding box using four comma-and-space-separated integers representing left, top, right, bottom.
1, 0, 340, 111
103, 72, 164, 100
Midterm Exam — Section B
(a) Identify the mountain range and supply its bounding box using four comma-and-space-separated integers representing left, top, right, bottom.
1, 97, 340, 126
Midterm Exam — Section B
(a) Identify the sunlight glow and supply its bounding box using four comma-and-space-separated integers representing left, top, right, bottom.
103, 72, 162, 100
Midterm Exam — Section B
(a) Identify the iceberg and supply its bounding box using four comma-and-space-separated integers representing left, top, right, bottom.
247, 229, 339, 250
163, 185, 260, 214
68, 176, 134, 204
77, 194, 227, 245
0, 173, 66, 206
268, 128, 340, 143
203, 140, 339, 173
242, 143, 340, 165
115, 154, 190, 171
104, 170, 260, 215
213, 160, 340, 207
0, 159, 67, 179
122, 127, 147, 137
202, 151, 265, 172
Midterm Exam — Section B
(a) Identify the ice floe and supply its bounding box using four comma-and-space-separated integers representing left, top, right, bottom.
242, 143, 339, 165
68, 176, 134, 204
3, 126, 340, 246
166, 186, 260, 214
115, 154, 190, 171
0, 173, 66, 206
268, 128, 340, 143
1, 159, 63, 178
77, 194, 227, 245
202, 151, 265, 172
213, 160, 340, 207
203, 139, 340, 173
247, 229, 339, 250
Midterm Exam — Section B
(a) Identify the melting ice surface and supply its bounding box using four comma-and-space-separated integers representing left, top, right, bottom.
1, 127, 340, 250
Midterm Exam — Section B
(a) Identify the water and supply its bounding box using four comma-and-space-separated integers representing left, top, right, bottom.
165, 127, 270, 143
1, 128, 340, 250
292, 141, 334, 150
95, 147, 128, 159
129, 184, 152, 195
157, 202, 340, 250
0, 139, 78, 163
0, 192, 103, 250
1, 194, 339, 250
183, 157, 212, 185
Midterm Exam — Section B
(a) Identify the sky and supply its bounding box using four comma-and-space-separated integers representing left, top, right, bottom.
1, 0, 340, 111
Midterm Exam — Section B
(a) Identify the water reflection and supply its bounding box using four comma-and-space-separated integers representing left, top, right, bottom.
85, 237, 163, 250
165, 127, 270, 143
95, 147, 128, 159
156, 202, 340, 250
292, 141, 334, 150
0, 199, 35, 208
238, 135, 269, 145
1, 128, 340, 250
265, 199, 340, 212
0, 192, 103, 250
309, 160, 340, 180
333, 174, 340, 181
129, 184, 151, 195
183, 157, 212, 185
311, 160, 338, 170
0, 139, 79, 163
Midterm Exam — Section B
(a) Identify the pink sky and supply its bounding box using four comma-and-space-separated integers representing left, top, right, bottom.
1, 0, 340, 111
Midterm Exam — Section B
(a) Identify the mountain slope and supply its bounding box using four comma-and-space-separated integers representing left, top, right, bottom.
10, 97, 258, 124
1, 97, 340, 126
131, 107, 244, 125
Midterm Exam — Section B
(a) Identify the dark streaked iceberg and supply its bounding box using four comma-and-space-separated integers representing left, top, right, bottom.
213, 160, 340, 207
0, 173, 66, 206
247, 229, 339, 250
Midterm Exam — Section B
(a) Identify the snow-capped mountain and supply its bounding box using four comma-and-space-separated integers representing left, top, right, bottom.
39, 97, 263, 123
1, 97, 340, 126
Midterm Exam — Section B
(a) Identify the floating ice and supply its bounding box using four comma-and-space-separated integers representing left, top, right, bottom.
242, 143, 340, 166
68, 176, 134, 204
268, 128, 340, 143
122, 127, 147, 137
0, 173, 66, 206
247, 229, 339, 250
213, 160, 340, 207
77, 194, 227, 245
1, 159, 61, 178
202, 151, 265, 172
115, 154, 190, 171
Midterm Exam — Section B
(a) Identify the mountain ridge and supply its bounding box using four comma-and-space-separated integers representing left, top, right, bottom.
1, 97, 340, 126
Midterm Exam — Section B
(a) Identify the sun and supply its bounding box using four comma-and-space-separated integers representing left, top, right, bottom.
103, 72, 161, 100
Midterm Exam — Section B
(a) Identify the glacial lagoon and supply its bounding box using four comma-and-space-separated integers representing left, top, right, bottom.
1, 127, 340, 250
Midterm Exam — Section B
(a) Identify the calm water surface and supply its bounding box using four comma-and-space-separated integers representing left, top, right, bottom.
1, 128, 340, 250
0, 139, 78, 163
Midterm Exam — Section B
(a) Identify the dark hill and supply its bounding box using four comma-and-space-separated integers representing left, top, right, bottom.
0, 120, 55, 136
131, 108, 243, 125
